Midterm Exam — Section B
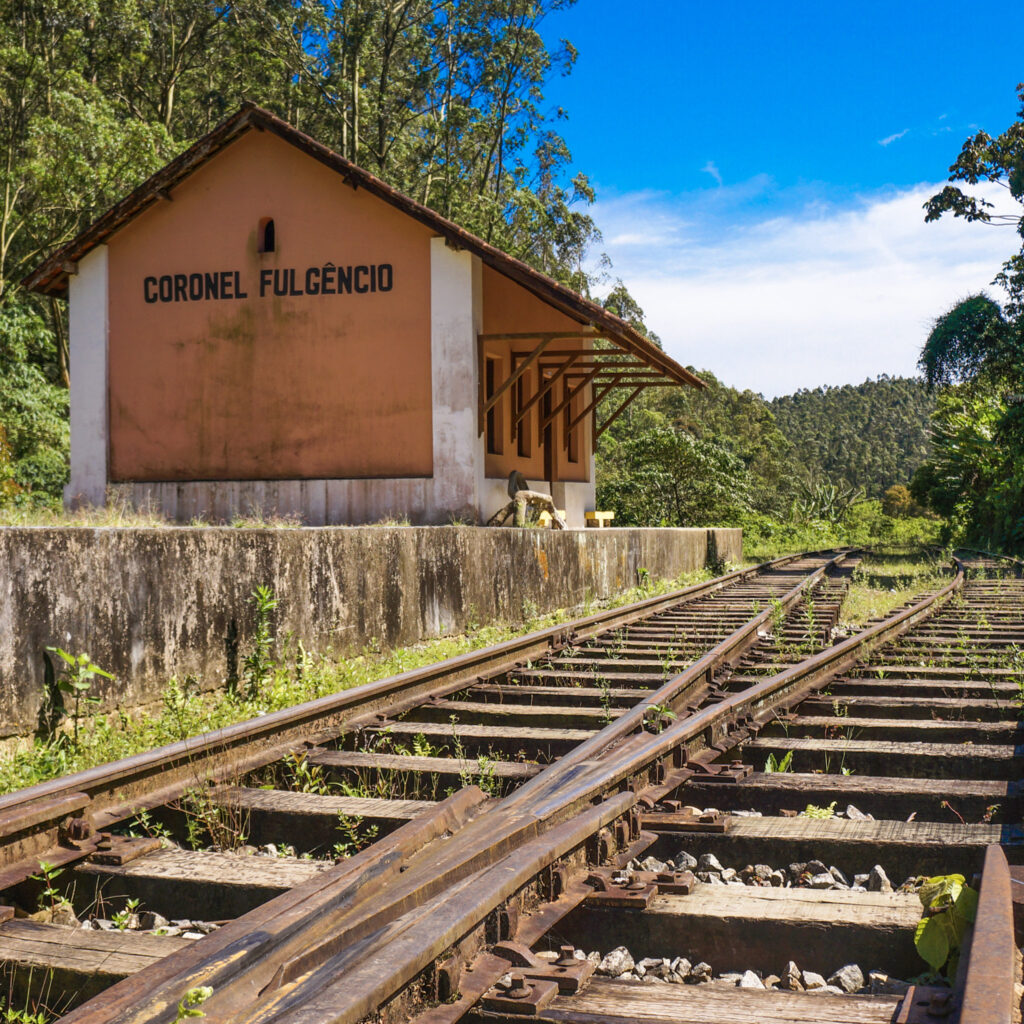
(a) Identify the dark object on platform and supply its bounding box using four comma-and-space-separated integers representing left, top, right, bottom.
507, 470, 530, 500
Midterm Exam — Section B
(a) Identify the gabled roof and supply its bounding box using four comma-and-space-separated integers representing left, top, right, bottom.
24, 103, 703, 390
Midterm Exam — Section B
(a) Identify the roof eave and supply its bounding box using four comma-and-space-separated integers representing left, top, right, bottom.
23, 103, 705, 391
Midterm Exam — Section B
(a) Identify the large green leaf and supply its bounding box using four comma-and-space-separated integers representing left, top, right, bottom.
953, 884, 979, 925
918, 874, 965, 912
915, 916, 951, 972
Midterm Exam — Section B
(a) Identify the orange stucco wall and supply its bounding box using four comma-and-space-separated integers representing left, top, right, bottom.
107, 130, 434, 481
480, 266, 591, 483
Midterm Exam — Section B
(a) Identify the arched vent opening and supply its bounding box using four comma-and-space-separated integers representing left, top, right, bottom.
257, 217, 276, 253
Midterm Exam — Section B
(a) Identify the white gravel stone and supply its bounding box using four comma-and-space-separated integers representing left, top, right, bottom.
698, 853, 725, 873
854, 873, 870, 887
738, 970, 764, 989
674, 851, 698, 870
640, 857, 669, 873
687, 961, 713, 984
868, 865, 893, 893
780, 961, 802, 991
829, 866, 850, 886
808, 872, 835, 889
802, 970, 827, 990
828, 963, 865, 993
597, 947, 635, 977
846, 804, 871, 820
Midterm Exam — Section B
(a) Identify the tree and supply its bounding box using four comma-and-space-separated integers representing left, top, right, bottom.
923, 82, 1024, 317
912, 87, 1024, 552
597, 418, 751, 528
882, 484, 914, 518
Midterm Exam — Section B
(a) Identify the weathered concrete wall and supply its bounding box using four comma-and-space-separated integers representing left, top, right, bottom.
0, 525, 741, 738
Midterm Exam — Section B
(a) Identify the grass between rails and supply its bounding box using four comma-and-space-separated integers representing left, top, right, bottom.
838, 551, 952, 628
0, 567, 722, 796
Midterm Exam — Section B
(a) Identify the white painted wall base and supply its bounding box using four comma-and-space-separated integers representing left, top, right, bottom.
65, 246, 109, 508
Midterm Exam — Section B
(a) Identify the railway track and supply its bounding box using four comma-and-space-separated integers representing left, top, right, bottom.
0, 549, 1020, 1023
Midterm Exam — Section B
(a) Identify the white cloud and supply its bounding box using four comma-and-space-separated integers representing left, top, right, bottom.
591, 182, 1016, 397
701, 160, 723, 186
878, 128, 909, 146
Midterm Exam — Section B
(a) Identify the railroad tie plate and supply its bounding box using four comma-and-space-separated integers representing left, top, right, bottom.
640, 805, 730, 833
583, 867, 694, 907
482, 975, 559, 1015
684, 759, 753, 784
492, 941, 595, 994
895, 984, 956, 1022
88, 834, 163, 866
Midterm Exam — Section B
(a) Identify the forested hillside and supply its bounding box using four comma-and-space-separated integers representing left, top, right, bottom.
596, 370, 936, 543
769, 376, 934, 499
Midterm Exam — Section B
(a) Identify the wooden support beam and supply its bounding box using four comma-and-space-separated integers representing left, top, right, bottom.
511, 352, 582, 438
482, 336, 553, 417
562, 377, 622, 450
540, 359, 646, 371
477, 331, 599, 342
537, 366, 602, 443
595, 386, 645, 441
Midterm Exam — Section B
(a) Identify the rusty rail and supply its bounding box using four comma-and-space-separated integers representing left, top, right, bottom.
959, 845, 1016, 1024
25, 547, 1015, 1024
0, 551, 818, 881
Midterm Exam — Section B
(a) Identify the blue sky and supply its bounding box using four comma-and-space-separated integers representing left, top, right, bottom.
541, 2, 1023, 395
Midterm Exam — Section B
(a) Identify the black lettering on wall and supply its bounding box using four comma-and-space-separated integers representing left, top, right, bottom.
140, 263, 394, 302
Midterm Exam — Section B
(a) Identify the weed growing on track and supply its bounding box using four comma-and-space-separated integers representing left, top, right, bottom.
0, 568, 723, 796
839, 552, 950, 628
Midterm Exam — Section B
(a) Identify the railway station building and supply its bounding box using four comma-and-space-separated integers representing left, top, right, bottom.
27, 104, 702, 528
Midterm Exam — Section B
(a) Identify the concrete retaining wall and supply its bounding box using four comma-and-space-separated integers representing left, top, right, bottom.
0, 525, 741, 738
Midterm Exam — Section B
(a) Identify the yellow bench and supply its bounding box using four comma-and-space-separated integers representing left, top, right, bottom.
585, 511, 615, 528
537, 509, 567, 527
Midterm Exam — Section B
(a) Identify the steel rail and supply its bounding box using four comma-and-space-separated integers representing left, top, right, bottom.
958, 844, 1016, 1024
0, 551, 816, 880
215, 553, 964, 1024
54, 551, 853, 1024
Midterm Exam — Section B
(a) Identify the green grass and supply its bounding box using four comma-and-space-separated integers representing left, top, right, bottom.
839, 552, 951, 628
740, 502, 943, 562
0, 567, 722, 796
